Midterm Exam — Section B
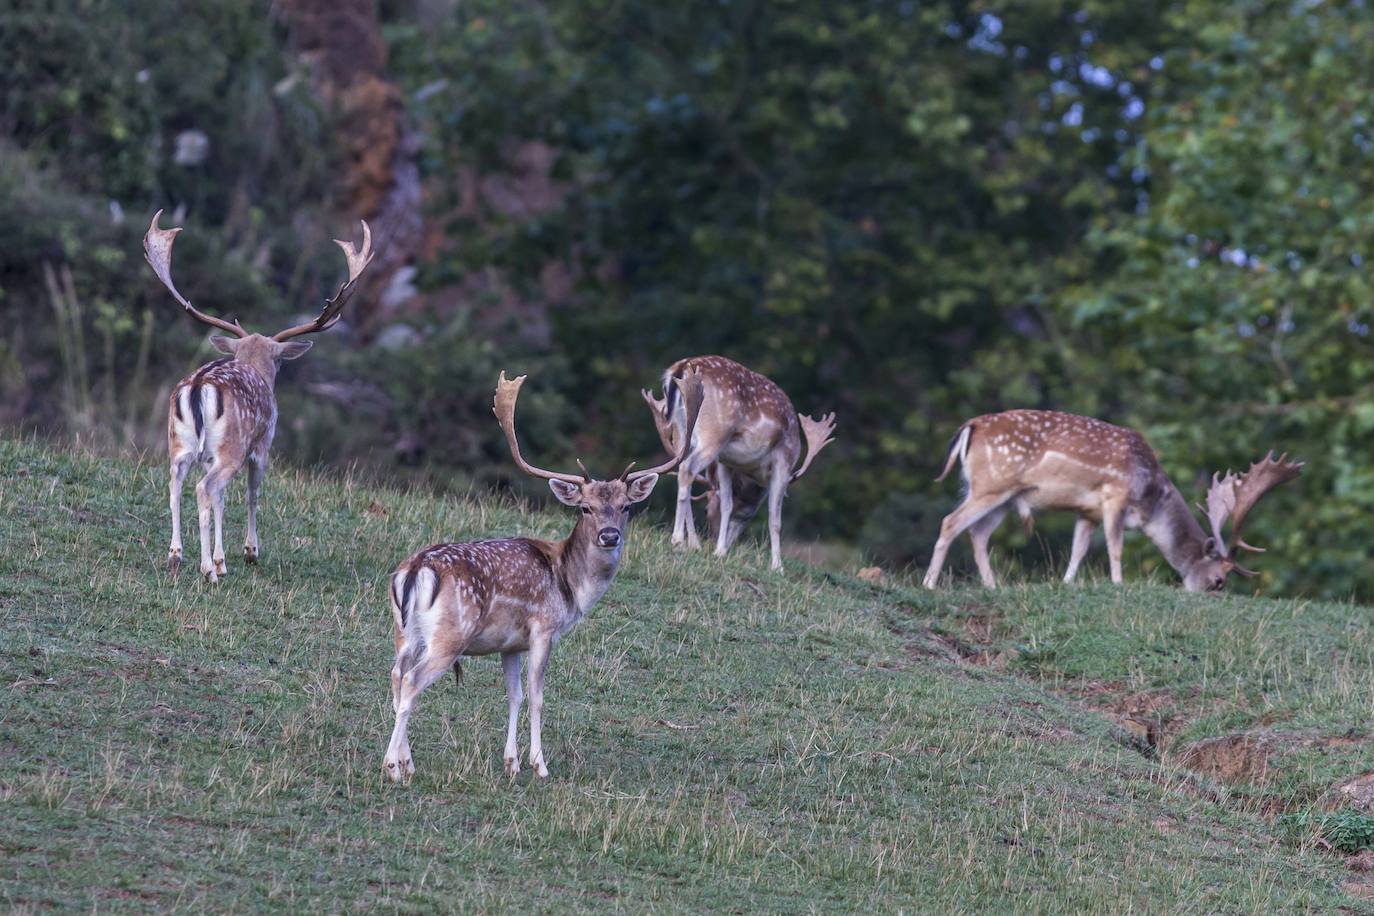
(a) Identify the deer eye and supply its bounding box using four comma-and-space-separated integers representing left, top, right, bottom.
580, 506, 593, 515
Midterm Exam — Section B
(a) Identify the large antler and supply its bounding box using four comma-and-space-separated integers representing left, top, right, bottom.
640, 387, 678, 454
493, 372, 586, 484
272, 221, 374, 342
625, 371, 705, 482
143, 210, 248, 338
791, 412, 836, 481
1205, 451, 1303, 573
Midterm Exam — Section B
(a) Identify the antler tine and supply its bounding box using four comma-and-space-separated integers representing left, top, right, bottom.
492, 372, 584, 484
627, 370, 705, 481
617, 461, 637, 481
791, 411, 837, 481
273, 220, 375, 341
640, 388, 667, 413
1227, 451, 1303, 554
575, 458, 593, 481
143, 210, 248, 338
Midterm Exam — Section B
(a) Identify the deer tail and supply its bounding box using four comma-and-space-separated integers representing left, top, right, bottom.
935, 424, 973, 483
389, 563, 438, 680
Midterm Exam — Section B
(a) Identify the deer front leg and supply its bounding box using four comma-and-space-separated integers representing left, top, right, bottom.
243, 457, 263, 565
502, 651, 524, 776
712, 463, 735, 557
167, 451, 194, 573
526, 633, 553, 778
1063, 517, 1096, 583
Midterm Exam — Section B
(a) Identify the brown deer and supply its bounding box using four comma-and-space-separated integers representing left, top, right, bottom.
922, 410, 1302, 592
144, 210, 373, 581
382, 370, 704, 781
640, 355, 835, 572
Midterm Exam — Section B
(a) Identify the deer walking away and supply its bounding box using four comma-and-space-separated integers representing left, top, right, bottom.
382, 371, 705, 781
642, 355, 835, 572
145, 211, 374, 581
923, 410, 1301, 592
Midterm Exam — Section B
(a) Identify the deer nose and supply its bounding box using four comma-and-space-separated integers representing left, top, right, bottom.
597, 528, 622, 548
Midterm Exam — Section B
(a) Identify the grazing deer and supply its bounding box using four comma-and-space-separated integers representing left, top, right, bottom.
640, 355, 835, 572
382, 370, 704, 781
144, 210, 373, 581
922, 410, 1302, 592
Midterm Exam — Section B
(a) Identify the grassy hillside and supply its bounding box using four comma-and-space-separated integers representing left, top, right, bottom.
2, 436, 1372, 912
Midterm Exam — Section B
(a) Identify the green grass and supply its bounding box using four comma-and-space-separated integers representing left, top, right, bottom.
2, 435, 1372, 912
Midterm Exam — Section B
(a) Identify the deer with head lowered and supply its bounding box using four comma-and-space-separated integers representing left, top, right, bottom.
923, 410, 1301, 592
382, 370, 704, 781
144, 210, 373, 581
641, 355, 835, 572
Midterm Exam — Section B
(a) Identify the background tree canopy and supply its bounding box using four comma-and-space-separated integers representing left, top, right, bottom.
1, 0, 1370, 598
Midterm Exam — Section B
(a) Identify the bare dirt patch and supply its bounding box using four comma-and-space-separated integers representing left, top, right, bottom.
1172, 730, 1372, 790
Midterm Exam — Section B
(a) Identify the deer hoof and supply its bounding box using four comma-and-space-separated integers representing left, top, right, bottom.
203, 568, 218, 584
533, 761, 549, 779
167, 551, 182, 574
505, 756, 520, 777
384, 757, 414, 782
213, 558, 228, 577
243, 546, 258, 565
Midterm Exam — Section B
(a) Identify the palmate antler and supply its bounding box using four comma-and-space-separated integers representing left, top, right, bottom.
624, 371, 704, 483
143, 210, 248, 338
144, 210, 373, 341
1205, 451, 1304, 575
272, 221, 374, 341
791, 412, 836, 482
494, 370, 705, 485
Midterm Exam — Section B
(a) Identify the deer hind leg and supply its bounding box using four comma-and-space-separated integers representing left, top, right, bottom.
1103, 507, 1126, 584
766, 453, 790, 573
1063, 517, 1097, 583
243, 456, 263, 565
923, 494, 1013, 589
167, 447, 195, 574
673, 450, 714, 549
967, 506, 1009, 588
502, 652, 524, 776
384, 640, 464, 782
712, 463, 735, 557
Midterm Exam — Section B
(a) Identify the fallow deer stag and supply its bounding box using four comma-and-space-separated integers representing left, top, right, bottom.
922, 410, 1301, 592
145, 210, 373, 581
382, 370, 704, 781
641, 355, 835, 572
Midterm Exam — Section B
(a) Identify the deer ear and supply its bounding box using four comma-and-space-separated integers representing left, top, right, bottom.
277, 340, 313, 360
548, 479, 582, 506
209, 335, 239, 355
1202, 536, 1222, 559
625, 473, 659, 504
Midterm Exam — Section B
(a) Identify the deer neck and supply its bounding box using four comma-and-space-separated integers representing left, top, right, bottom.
555, 515, 623, 615
1141, 483, 1210, 581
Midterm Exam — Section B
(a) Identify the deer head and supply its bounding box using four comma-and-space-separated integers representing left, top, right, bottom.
498, 371, 704, 549
1195, 452, 1304, 591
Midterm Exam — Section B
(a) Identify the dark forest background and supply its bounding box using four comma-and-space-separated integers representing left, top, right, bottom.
3, 0, 1372, 598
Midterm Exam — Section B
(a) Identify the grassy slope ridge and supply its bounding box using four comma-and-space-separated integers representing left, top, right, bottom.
1, 436, 1370, 912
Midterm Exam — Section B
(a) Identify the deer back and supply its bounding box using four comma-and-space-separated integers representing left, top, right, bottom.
666, 355, 801, 469
960, 410, 1165, 506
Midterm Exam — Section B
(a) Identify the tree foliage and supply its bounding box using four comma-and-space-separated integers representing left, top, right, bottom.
5, 0, 1374, 597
